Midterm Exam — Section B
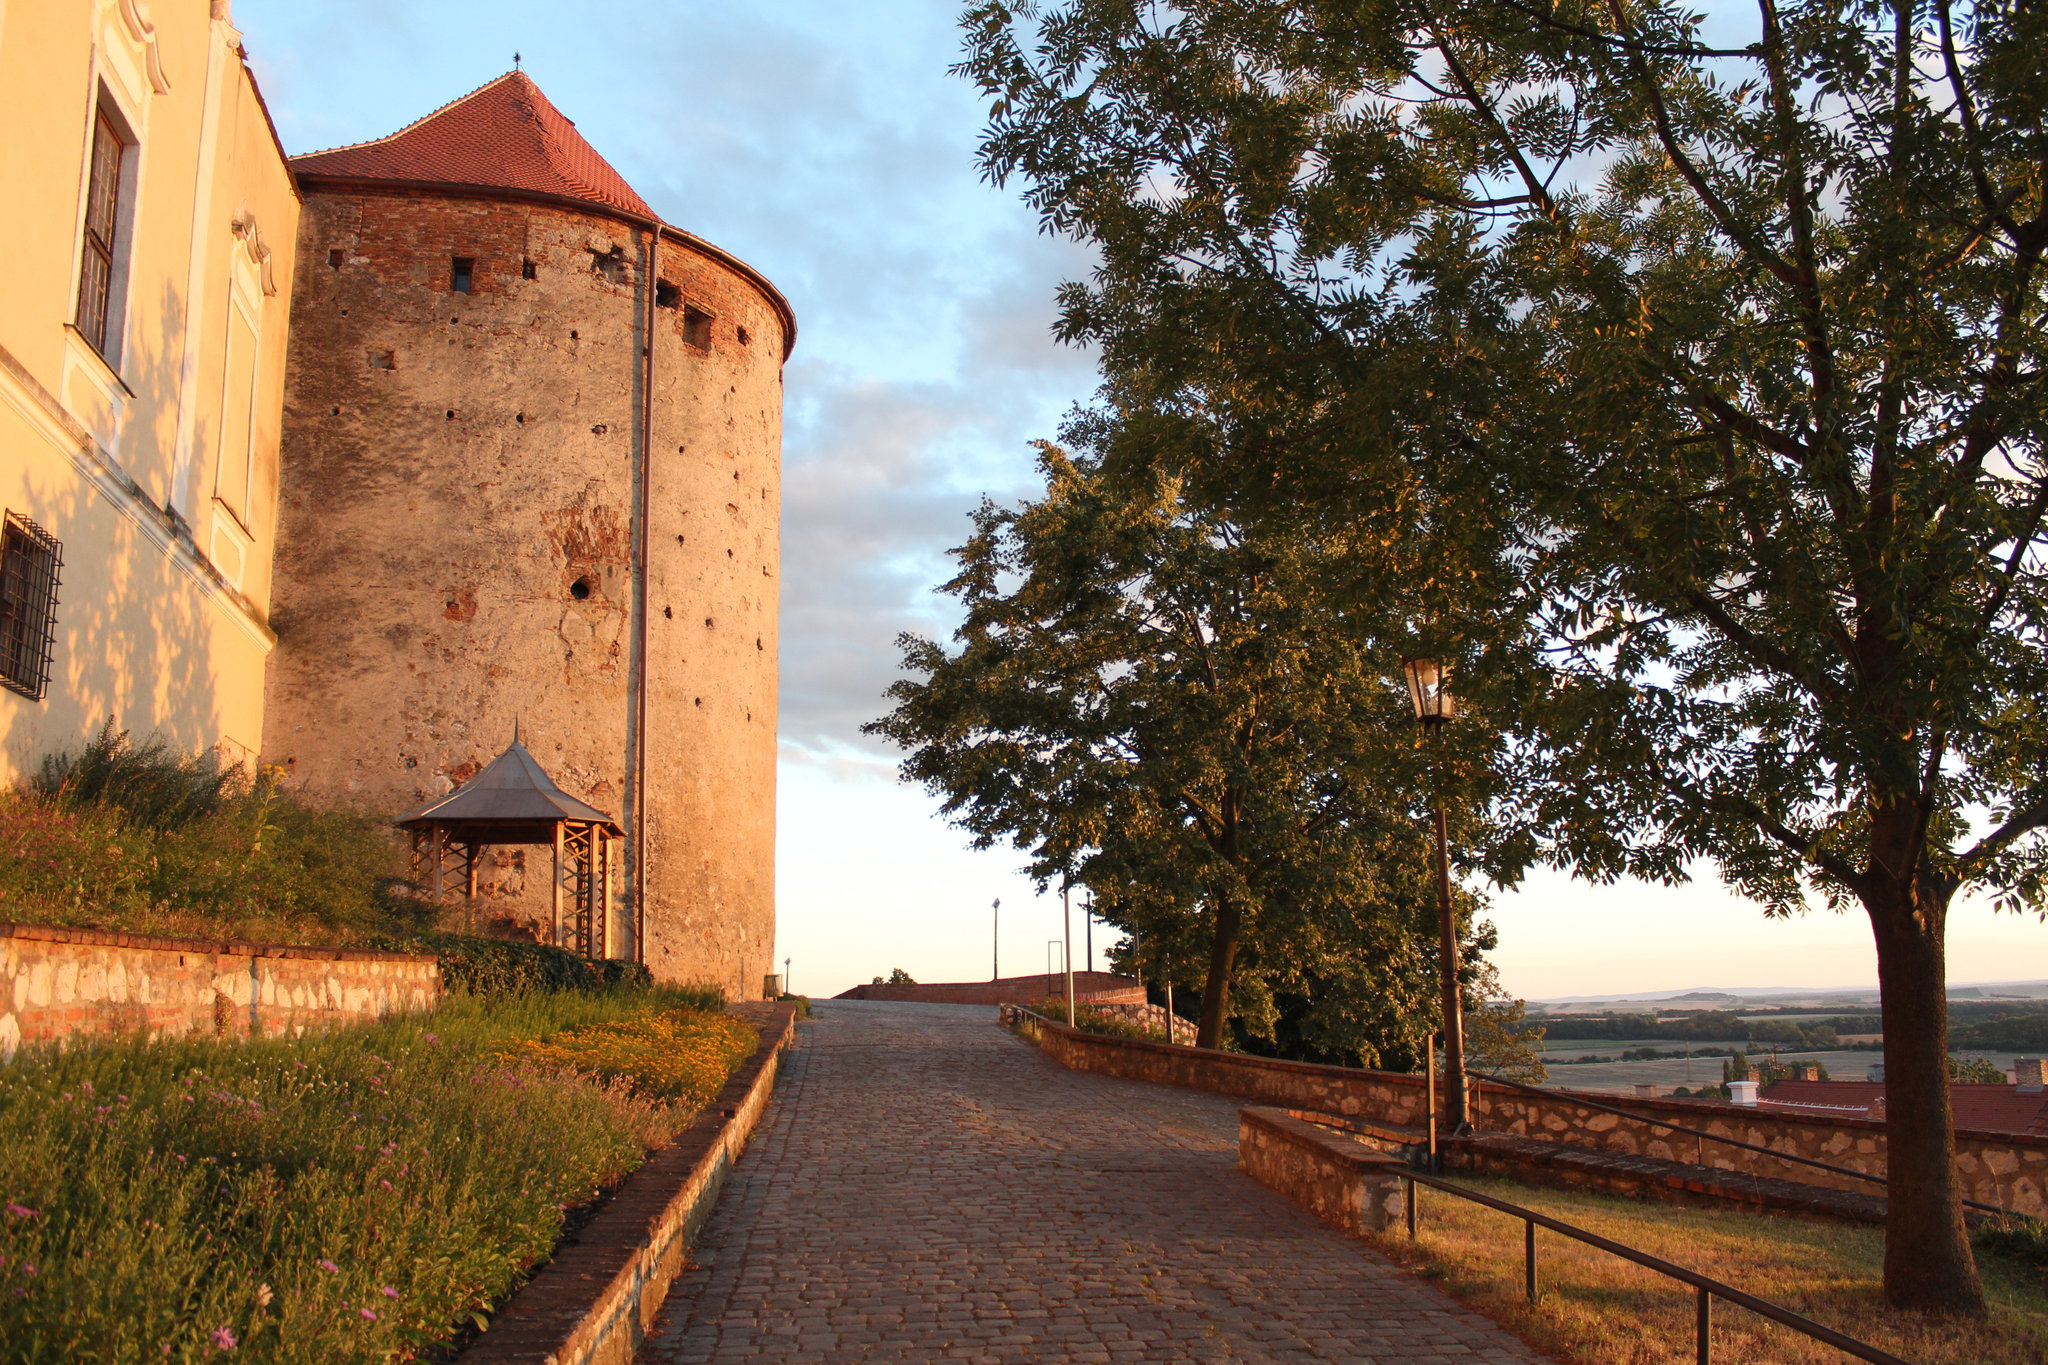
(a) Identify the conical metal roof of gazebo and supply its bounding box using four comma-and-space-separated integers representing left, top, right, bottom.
396, 732, 623, 957
396, 736, 624, 844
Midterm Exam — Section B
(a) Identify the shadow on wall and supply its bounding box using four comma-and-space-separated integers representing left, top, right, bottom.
2, 277, 235, 784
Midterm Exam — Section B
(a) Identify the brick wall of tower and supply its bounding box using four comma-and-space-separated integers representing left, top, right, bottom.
263, 187, 782, 998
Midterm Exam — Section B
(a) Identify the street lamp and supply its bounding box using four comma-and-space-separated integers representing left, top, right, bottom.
1405, 657, 1468, 1134
992, 897, 1001, 981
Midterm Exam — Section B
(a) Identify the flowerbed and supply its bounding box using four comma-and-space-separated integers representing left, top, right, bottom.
0, 990, 755, 1363
498, 1007, 757, 1107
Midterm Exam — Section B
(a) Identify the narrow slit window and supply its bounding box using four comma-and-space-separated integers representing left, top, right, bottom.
0, 513, 63, 701
75, 108, 125, 354
450, 257, 475, 293
521, 259, 537, 280
328, 248, 345, 269
682, 305, 713, 349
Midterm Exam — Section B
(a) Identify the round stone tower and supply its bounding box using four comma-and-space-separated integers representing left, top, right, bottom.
264, 73, 790, 997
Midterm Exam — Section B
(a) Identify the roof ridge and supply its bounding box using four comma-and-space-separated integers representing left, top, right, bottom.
293, 70, 522, 163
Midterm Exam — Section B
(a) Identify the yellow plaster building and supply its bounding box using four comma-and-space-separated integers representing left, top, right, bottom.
0, 0, 298, 779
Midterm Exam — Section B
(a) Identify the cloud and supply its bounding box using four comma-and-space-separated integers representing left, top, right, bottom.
236, 0, 1102, 765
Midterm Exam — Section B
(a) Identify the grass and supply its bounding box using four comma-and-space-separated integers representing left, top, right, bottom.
1367, 1174, 2048, 1365
0, 987, 756, 1364
0, 725, 422, 947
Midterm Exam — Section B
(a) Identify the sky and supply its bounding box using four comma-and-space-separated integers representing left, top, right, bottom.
235, 0, 2047, 1003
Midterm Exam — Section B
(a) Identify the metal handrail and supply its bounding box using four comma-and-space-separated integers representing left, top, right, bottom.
1385, 1158, 1914, 1365
1466, 1069, 2015, 1218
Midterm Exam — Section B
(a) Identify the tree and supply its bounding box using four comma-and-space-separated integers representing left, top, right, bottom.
866, 444, 1500, 1049
958, 0, 2047, 1311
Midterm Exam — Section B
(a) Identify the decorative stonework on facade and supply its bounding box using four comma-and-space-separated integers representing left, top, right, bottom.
1, 921, 439, 1060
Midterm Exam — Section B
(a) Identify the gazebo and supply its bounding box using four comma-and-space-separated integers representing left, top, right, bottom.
395, 733, 625, 958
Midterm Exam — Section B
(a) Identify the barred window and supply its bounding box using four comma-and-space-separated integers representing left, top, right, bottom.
0, 514, 62, 701
75, 108, 124, 354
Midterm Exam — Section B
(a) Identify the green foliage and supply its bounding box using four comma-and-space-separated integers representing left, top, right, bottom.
0, 776, 416, 947
957, 0, 2048, 1306
1950, 1055, 2010, 1083
404, 934, 664, 998
0, 987, 738, 1363
1541, 1011, 1756, 1043
1022, 998, 1163, 1042
1951, 1013, 2048, 1052
34, 721, 236, 832
867, 444, 1503, 1053
1462, 992, 1549, 1084
886, 968, 917, 985
1976, 1216, 2048, 1277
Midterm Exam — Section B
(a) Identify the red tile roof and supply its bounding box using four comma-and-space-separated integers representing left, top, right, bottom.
1760, 1078, 2048, 1136
291, 72, 656, 220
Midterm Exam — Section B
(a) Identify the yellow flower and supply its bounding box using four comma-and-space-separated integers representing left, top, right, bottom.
498, 1008, 756, 1109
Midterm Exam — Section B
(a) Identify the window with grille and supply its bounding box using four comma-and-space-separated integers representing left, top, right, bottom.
0, 514, 62, 701
75, 108, 124, 355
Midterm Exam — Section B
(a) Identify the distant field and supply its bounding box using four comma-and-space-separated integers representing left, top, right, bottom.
1526, 1039, 2028, 1096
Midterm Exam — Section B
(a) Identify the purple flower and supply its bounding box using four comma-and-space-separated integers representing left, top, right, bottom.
211, 1326, 237, 1350
317, 1259, 339, 1274
381, 1286, 398, 1299
359, 1308, 377, 1321
5, 1204, 37, 1219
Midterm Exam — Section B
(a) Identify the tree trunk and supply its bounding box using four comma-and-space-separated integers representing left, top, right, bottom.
1197, 893, 1244, 1050
1865, 871, 1984, 1313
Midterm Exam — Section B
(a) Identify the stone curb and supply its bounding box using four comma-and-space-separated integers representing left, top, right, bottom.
458, 1001, 798, 1365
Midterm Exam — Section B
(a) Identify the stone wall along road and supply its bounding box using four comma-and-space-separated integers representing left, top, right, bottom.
641, 1000, 1545, 1364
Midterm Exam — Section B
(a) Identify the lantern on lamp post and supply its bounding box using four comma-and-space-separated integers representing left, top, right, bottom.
1404, 657, 1468, 1133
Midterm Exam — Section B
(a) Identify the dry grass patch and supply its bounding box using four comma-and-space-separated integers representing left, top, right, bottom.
1368, 1174, 2048, 1365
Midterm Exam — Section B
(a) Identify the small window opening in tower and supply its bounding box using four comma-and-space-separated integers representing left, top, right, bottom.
655, 281, 681, 310
450, 257, 475, 293
521, 259, 537, 280
569, 576, 594, 601
328, 248, 345, 270
683, 306, 714, 349
737, 325, 751, 346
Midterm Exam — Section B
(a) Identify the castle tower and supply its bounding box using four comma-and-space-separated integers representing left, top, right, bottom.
263, 73, 790, 996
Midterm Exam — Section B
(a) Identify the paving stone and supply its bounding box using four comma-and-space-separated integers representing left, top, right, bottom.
640, 1001, 1546, 1363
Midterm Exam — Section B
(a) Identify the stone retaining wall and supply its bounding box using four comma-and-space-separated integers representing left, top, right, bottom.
2, 921, 439, 1058
839, 972, 1145, 1006
1010, 1010, 2048, 1217
1239, 1105, 1408, 1236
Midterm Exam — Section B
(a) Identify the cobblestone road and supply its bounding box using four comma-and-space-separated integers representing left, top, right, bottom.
642, 1001, 1546, 1364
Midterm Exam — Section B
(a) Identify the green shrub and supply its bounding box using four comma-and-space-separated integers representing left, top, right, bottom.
1976, 1215, 2048, 1278
1026, 998, 1162, 1041
0, 741, 416, 946
34, 720, 235, 831
402, 934, 666, 998
0, 988, 739, 1363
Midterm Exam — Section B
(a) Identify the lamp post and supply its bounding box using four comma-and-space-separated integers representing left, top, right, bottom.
1404, 657, 1468, 1133
992, 897, 1001, 981
1062, 881, 1077, 1027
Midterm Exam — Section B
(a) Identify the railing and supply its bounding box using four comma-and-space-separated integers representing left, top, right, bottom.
1467, 1069, 2014, 1218
1388, 1159, 1913, 1365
